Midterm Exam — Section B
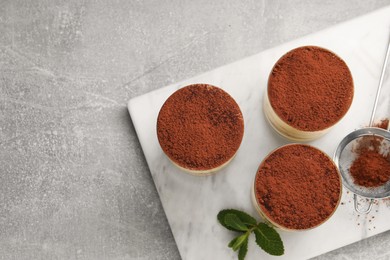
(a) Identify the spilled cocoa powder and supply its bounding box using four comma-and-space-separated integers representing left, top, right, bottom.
254, 144, 341, 230
350, 119, 390, 187
376, 119, 389, 130
157, 84, 244, 171
268, 46, 354, 131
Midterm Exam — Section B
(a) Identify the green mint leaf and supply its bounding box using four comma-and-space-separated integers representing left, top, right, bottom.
217, 209, 257, 231
238, 235, 248, 260
254, 223, 284, 256
228, 236, 238, 248
224, 214, 249, 232
231, 232, 249, 251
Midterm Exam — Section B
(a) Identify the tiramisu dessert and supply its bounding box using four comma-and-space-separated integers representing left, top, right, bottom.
157, 84, 244, 175
264, 46, 354, 141
252, 144, 342, 231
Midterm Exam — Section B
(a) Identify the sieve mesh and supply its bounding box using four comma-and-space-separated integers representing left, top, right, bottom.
335, 127, 390, 199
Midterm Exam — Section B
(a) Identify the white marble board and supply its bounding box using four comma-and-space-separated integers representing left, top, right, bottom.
128, 6, 390, 260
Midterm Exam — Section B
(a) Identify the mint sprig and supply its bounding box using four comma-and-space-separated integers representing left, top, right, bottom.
238, 236, 248, 260
229, 232, 249, 251
217, 209, 284, 259
217, 209, 257, 231
224, 214, 249, 232
254, 223, 284, 256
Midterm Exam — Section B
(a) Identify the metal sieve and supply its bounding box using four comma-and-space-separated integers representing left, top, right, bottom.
334, 33, 390, 214
334, 127, 390, 213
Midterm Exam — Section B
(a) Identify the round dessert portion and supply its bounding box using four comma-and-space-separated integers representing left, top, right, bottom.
265, 46, 354, 141
253, 144, 342, 231
157, 84, 244, 175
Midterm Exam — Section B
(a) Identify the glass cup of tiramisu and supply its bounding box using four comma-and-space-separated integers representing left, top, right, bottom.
252, 144, 342, 231
264, 46, 354, 141
157, 84, 244, 175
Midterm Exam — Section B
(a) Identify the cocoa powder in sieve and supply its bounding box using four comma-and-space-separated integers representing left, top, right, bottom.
349, 119, 390, 187
254, 144, 341, 230
268, 46, 354, 131
350, 150, 390, 187
157, 84, 244, 171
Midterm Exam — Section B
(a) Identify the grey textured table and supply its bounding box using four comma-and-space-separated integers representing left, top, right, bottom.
1, 1, 390, 259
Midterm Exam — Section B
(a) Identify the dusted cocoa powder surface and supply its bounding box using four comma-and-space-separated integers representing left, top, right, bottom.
157, 84, 244, 171
255, 144, 341, 230
268, 46, 354, 131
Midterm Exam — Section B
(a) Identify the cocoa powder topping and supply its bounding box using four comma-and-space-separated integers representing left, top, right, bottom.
268, 46, 354, 131
255, 144, 341, 230
157, 84, 244, 171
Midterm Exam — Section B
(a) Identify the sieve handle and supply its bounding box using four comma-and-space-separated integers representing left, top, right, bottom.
369, 32, 390, 127
353, 194, 373, 214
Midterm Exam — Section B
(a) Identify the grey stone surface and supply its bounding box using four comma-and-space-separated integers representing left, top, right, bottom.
1, 0, 390, 259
